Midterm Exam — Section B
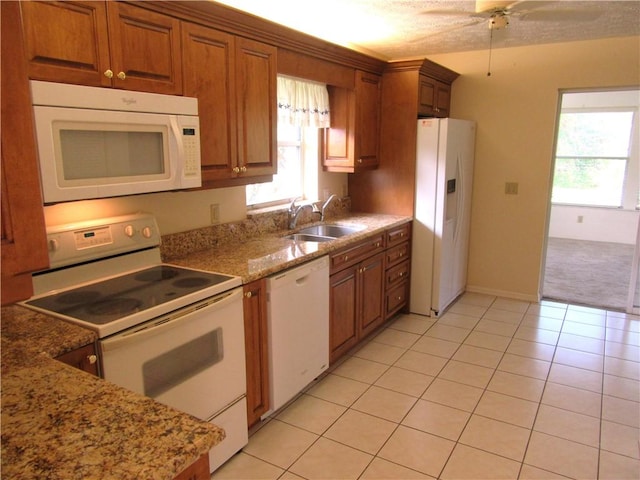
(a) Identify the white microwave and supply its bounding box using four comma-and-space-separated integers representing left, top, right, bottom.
30, 81, 201, 203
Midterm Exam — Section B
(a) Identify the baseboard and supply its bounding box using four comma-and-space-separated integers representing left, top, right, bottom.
466, 285, 540, 303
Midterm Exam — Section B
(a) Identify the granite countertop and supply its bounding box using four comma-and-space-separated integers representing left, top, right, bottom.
166, 213, 412, 282
1, 212, 411, 479
1, 305, 224, 480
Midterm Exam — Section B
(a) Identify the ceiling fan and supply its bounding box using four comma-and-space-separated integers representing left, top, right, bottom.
424, 1, 602, 31
420, 0, 603, 75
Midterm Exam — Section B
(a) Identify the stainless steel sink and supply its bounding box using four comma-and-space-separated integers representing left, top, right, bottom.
283, 233, 335, 242
295, 224, 366, 238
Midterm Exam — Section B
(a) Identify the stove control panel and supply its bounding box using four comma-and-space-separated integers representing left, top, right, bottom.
45, 213, 161, 269
75, 225, 114, 249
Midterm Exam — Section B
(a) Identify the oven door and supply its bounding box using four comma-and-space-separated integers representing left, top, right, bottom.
99, 287, 245, 421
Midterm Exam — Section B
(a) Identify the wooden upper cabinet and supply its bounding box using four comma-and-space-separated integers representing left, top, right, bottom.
355, 71, 382, 167
21, 1, 182, 94
1, 1, 49, 305
418, 76, 451, 118
106, 2, 182, 94
182, 23, 237, 183
235, 37, 277, 179
323, 70, 381, 173
21, 1, 112, 87
182, 25, 276, 186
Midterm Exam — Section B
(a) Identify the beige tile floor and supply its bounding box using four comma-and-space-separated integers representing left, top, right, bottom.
212, 293, 640, 479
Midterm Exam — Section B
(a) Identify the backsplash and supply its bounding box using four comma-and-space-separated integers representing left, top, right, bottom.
161, 197, 351, 260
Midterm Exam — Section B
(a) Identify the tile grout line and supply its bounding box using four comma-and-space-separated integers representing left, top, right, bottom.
238, 297, 638, 480
515, 301, 567, 479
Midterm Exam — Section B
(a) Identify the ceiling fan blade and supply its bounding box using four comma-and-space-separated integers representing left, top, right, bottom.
518, 9, 603, 22
475, 0, 518, 14
420, 8, 474, 17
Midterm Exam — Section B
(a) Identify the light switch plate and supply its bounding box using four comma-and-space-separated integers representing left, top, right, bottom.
505, 182, 519, 195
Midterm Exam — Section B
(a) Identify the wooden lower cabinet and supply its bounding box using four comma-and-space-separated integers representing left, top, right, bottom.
55, 343, 99, 376
174, 454, 209, 480
384, 223, 412, 319
329, 265, 358, 361
243, 279, 270, 427
329, 222, 412, 364
329, 237, 385, 364
385, 263, 410, 318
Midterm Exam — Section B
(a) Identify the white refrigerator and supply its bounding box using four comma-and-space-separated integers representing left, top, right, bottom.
410, 118, 476, 317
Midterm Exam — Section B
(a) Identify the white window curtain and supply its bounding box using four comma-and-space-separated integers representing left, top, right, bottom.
277, 75, 330, 128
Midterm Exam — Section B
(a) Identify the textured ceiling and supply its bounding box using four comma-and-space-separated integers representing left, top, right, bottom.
212, 0, 640, 60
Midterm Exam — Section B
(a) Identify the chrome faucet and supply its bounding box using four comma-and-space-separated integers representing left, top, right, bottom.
288, 198, 313, 229
317, 194, 338, 222
288, 195, 338, 229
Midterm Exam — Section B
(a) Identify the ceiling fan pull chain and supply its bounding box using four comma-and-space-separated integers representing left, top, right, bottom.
487, 27, 494, 77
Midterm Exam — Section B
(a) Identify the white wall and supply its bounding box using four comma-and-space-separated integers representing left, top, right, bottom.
549, 206, 639, 244
43, 187, 247, 235
430, 35, 640, 301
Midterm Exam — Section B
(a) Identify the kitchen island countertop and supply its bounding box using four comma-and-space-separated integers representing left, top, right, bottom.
1, 304, 224, 480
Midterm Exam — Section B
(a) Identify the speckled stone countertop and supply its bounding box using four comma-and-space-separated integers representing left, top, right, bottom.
164, 213, 412, 282
1, 305, 224, 480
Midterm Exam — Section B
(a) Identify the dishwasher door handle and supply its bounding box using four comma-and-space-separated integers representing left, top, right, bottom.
295, 274, 311, 285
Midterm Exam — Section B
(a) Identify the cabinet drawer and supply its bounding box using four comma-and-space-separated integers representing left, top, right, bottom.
386, 241, 410, 268
386, 281, 408, 318
386, 260, 410, 289
386, 223, 411, 247
330, 234, 384, 273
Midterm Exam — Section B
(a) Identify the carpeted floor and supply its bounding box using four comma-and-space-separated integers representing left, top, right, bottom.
542, 237, 635, 311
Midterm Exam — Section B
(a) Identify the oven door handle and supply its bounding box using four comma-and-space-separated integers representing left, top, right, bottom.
100, 287, 243, 352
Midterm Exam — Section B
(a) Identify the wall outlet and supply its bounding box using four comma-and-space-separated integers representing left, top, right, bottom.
210, 204, 220, 224
505, 182, 519, 195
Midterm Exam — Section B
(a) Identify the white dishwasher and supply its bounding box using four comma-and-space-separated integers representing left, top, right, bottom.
265, 255, 329, 415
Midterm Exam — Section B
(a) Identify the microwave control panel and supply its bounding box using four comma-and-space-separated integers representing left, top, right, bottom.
182, 127, 200, 178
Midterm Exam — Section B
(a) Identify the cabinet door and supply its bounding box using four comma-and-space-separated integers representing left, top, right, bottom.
418, 76, 451, 118
235, 37, 277, 178
329, 266, 359, 363
1, 1, 49, 305
354, 70, 381, 169
434, 81, 451, 118
322, 86, 355, 172
182, 23, 238, 184
21, 0, 112, 87
358, 252, 385, 338
323, 70, 381, 173
243, 280, 269, 427
106, 2, 182, 94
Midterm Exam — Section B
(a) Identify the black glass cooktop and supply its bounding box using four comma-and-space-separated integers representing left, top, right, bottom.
27, 265, 236, 325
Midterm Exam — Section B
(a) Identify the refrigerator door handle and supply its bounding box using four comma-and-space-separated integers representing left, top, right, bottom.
453, 153, 464, 245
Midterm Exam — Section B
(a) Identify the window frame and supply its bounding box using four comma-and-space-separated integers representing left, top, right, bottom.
245, 125, 319, 209
551, 106, 637, 209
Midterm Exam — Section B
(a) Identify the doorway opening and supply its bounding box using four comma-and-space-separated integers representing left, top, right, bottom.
542, 88, 640, 312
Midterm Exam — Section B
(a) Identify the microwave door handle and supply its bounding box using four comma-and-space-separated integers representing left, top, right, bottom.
169, 116, 183, 180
